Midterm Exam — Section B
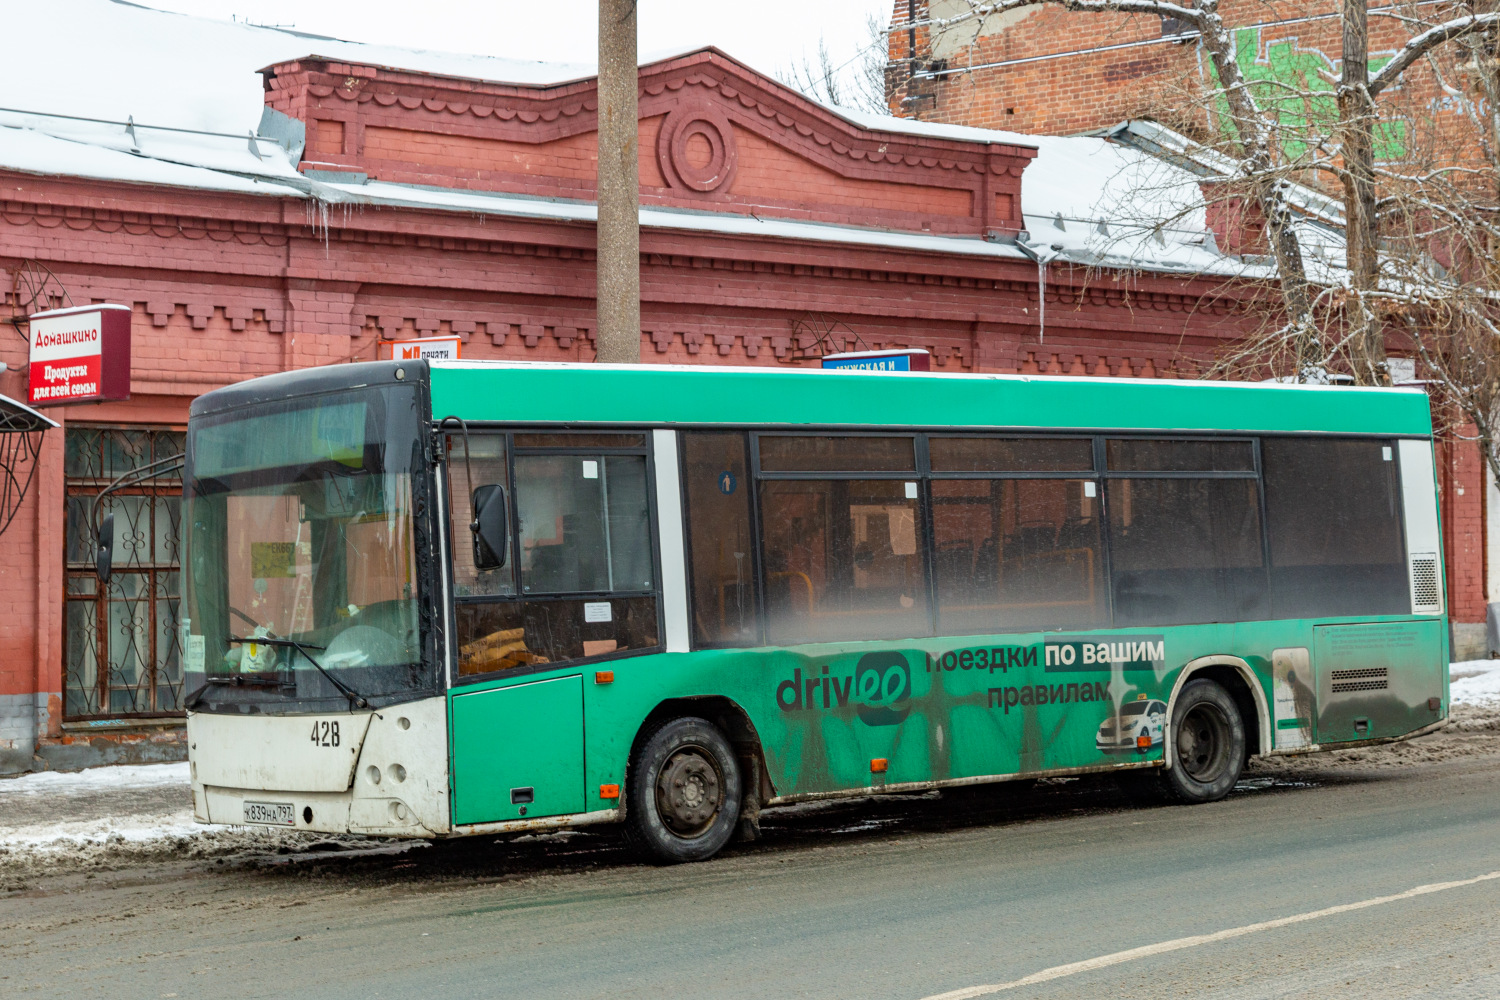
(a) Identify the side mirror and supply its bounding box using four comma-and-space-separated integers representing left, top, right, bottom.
471, 484, 508, 569
96, 513, 115, 583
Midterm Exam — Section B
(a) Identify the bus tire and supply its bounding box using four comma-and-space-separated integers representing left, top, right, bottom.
625, 716, 742, 864
1161, 678, 1245, 804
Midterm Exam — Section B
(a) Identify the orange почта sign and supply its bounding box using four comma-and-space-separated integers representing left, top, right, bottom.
378, 335, 462, 362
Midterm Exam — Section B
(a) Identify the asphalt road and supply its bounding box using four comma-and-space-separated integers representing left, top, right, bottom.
4, 738, 1500, 1000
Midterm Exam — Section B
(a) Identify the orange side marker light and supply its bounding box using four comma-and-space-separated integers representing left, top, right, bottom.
870, 758, 888, 774
1136, 735, 1151, 750
595, 670, 614, 684
599, 784, 620, 799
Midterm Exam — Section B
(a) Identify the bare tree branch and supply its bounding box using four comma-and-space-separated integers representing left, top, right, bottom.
1367, 13, 1500, 96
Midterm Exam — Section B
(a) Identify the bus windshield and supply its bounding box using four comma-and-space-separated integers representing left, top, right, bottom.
181, 384, 433, 713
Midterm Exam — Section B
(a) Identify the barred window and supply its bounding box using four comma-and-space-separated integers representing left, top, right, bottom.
63, 427, 184, 719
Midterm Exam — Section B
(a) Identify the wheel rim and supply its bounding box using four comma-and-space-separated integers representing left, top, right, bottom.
655, 744, 723, 839
1176, 703, 1230, 783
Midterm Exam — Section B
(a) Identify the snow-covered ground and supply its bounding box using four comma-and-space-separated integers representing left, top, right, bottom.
0, 759, 368, 878
4, 662, 1500, 879
0, 761, 195, 845
1450, 659, 1500, 705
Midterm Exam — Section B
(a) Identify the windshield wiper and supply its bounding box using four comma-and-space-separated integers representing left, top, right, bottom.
183, 673, 291, 710
227, 636, 371, 710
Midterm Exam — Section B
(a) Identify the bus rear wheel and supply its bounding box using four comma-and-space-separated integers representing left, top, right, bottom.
626, 716, 742, 864
1160, 678, 1245, 804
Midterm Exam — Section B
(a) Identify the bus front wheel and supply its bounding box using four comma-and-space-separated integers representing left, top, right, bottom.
626, 716, 742, 864
1161, 678, 1245, 804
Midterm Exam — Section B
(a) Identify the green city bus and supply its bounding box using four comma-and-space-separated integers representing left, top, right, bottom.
180, 360, 1448, 862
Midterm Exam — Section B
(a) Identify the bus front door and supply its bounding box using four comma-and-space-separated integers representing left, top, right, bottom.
449, 675, 585, 826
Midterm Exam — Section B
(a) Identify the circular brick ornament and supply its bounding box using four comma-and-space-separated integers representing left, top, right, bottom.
657, 104, 738, 194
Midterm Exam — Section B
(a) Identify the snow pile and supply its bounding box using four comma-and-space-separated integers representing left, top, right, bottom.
321, 178, 1030, 261
832, 89, 1245, 274
0, 761, 364, 878
0, 762, 202, 863
0, 123, 299, 195
1450, 660, 1500, 706
4, 759, 189, 796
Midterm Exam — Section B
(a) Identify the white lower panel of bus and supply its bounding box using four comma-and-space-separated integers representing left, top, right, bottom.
190, 695, 451, 837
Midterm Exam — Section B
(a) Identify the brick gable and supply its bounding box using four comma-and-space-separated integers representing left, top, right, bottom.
266, 48, 1036, 240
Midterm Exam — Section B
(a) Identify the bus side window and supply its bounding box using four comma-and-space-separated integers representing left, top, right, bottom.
1106, 439, 1268, 626
756, 435, 927, 645
446, 432, 514, 599
681, 432, 759, 647
928, 436, 1104, 633
1262, 437, 1408, 617
931, 478, 1107, 632
453, 433, 661, 677
515, 454, 653, 594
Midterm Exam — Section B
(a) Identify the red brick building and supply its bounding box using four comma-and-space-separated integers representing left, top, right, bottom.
0, 1, 1481, 773
885, 0, 1476, 154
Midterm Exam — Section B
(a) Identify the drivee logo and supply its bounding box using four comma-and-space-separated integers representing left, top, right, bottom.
776, 651, 913, 727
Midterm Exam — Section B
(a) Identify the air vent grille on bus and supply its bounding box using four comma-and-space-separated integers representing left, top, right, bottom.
1331, 667, 1389, 693
1410, 555, 1440, 610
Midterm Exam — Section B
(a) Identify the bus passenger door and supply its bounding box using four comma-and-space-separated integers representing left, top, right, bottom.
449, 676, 585, 826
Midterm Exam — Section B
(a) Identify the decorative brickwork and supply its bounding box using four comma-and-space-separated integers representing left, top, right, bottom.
266, 50, 1036, 239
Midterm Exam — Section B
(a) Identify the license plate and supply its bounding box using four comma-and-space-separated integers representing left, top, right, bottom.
243, 801, 296, 826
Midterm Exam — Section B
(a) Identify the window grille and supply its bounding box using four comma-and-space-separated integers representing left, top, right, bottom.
62, 427, 184, 719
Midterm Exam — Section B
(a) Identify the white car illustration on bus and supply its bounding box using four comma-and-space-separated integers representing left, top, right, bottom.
1096, 698, 1167, 754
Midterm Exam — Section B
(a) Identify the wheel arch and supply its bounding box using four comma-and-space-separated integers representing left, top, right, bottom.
627, 695, 774, 812
1164, 655, 1270, 768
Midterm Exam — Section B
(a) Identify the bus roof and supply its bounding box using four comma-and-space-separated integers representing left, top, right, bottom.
428, 361, 1433, 436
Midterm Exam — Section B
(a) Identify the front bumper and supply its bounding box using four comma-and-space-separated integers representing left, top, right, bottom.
188, 694, 451, 838
195, 783, 439, 837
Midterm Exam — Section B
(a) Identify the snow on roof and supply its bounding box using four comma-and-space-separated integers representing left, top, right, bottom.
0, 0, 1268, 278
1014, 133, 1229, 271
823, 105, 1038, 148
1105, 119, 1347, 227
0, 121, 302, 196
2, 0, 595, 137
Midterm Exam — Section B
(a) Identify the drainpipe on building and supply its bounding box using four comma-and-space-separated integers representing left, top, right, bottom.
908, 0, 918, 67
596, 0, 641, 363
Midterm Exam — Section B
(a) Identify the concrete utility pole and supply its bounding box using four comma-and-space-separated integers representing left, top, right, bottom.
595, 0, 641, 363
